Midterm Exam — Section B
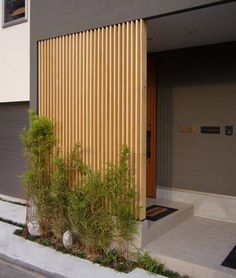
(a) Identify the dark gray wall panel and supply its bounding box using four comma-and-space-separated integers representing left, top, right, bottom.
156, 42, 236, 86
31, 0, 221, 41
0, 102, 29, 199
157, 87, 172, 188
30, 0, 222, 109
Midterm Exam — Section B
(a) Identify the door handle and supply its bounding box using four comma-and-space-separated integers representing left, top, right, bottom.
147, 130, 151, 159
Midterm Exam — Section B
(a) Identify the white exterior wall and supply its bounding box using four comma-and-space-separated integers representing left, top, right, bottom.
0, 1, 30, 103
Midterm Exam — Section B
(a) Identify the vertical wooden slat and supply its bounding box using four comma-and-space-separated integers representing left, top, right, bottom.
71, 34, 75, 156
38, 42, 42, 114
46, 40, 49, 117
78, 33, 83, 164
139, 20, 147, 220
97, 29, 101, 169
75, 34, 78, 148
64, 36, 68, 159
55, 38, 58, 143
38, 20, 147, 220
61, 36, 65, 157
100, 28, 105, 167
108, 26, 112, 163
58, 37, 62, 150
93, 30, 97, 169
117, 25, 122, 164
112, 26, 117, 162
83, 32, 86, 164
89, 31, 93, 167
85, 31, 89, 165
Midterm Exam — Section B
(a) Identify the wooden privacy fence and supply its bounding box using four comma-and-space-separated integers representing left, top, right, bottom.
38, 19, 147, 220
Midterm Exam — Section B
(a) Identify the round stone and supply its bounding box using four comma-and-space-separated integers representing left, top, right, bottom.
63, 231, 74, 249
27, 221, 41, 237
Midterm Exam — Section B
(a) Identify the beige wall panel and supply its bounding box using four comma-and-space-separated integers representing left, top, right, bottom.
172, 84, 236, 197
38, 20, 147, 220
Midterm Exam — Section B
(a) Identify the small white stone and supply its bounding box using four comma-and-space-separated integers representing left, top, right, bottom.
27, 221, 41, 237
63, 231, 74, 249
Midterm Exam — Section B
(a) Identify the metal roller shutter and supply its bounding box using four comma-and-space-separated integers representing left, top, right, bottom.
0, 102, 29, 199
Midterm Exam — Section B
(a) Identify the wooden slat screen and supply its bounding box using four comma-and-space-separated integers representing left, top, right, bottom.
38, 19, 147, 220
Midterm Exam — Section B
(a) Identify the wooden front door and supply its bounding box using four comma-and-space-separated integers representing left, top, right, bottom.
146, 55, 157, 198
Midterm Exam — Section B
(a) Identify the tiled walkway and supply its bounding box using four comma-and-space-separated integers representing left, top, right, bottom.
145, 216, 236, 278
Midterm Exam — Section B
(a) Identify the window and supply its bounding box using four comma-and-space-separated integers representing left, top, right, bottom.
2, 0, 27, 28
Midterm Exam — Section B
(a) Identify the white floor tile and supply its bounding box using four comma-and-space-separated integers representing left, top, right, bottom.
145, 216, 236, 278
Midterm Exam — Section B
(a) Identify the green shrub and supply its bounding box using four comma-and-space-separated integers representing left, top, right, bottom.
21, 111, 56, 236
134, 250, 190, 278
66, 144, 137, 257
20, 113, 188, 277
21, 112, 137, 257
51, 155, 69, 238
67, 168, 113, 256
50, 144, 85, 239
135, 251, 165, 274
104, 145, 137, 257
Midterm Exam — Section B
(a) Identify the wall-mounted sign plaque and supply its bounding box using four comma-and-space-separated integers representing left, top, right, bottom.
179, 126, 197, 134
201, 126, 220, 134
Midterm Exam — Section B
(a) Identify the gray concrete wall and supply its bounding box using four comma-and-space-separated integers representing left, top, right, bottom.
156, 42, 236, 196
30, 0, 234, 196
30, 0, 221, 109
172, 84, 236, 196
157, 87, 172, 187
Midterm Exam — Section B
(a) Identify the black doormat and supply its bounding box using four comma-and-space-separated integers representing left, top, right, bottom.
222, 245, 236, 270
146, 205, 178, 221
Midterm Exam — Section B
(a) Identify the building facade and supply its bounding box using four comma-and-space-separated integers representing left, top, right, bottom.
1, 0, 236, 221
0, 0, 29, 198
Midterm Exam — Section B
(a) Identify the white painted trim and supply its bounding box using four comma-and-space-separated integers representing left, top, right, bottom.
157, 186, 236, 223
158, 186, 236, 200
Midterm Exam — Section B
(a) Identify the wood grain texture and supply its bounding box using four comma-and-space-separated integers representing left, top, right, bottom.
38, 20, 147, 220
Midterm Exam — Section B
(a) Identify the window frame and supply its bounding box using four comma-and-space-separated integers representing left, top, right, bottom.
2, 0, 28, 28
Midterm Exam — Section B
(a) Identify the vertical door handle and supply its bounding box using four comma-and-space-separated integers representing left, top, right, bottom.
147, 130, 151, 158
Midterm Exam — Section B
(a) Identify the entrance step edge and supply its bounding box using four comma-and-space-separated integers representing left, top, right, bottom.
141, 199, 193, 248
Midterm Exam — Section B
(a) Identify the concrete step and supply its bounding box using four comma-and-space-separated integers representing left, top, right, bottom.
138, 199, 193, 248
